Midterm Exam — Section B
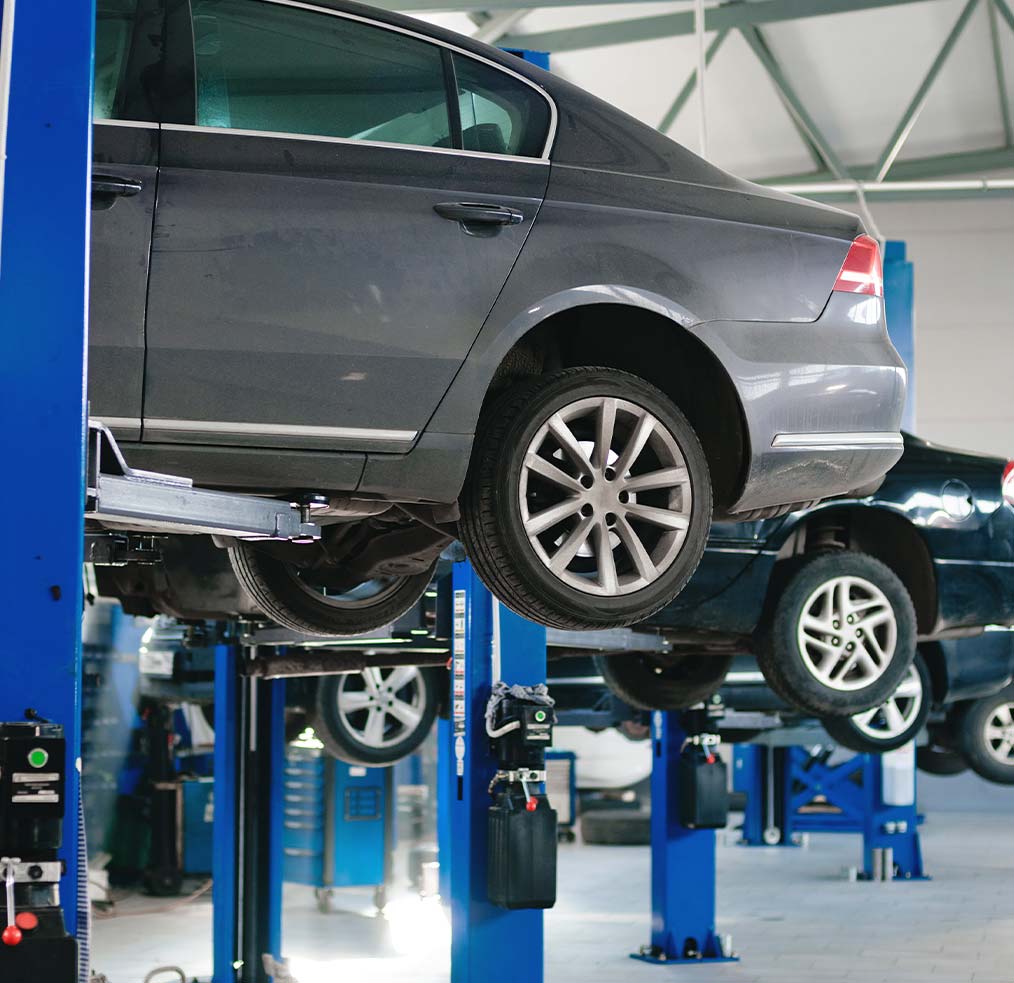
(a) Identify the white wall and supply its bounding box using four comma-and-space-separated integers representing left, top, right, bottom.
870, 197, 1014, 459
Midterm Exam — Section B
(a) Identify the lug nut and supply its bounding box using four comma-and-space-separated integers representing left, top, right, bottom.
581, 504, 594, 517
580, 474, 594, 489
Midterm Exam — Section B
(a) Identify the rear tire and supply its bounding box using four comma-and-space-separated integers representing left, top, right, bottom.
821, 651, 930, 753
581, 808, 651, 846
460, 367, 712, 630
595, 651, 732, 711
952, 683, 1014, 784
228, 542, 434, 636
755, 551, 916, 717
916, 744, 968, 776
311, 666, 441, 767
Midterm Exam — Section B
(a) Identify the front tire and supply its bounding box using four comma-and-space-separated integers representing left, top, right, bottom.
311, 666, 441, 767
596, 651, 732, 711
228, 542, 434, 636
822, 651, 930, 753
952, 683, 1014, 784
460, 367, 712, 630
755, 551, 916, 717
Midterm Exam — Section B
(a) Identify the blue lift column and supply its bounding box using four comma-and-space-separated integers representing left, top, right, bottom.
0, 0, 95, 958
442, 562, 546, 983
212, 638, 287, 983
633, 712, 736, 966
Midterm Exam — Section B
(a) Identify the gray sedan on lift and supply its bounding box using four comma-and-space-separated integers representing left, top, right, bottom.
90, 0, 905, 698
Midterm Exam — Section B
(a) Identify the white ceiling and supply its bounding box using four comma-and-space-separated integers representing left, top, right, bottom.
419, 0, 1014, 181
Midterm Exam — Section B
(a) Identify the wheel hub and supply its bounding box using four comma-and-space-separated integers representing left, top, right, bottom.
850, 662, 922, 740
336, 666, 426, 749
519, 395, 693, 597
797, 574, 898, 692
983, 702, 1014, 764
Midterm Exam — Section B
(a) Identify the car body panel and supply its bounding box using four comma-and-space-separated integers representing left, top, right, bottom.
143, 127, 548, 452
89, 121, 160, 443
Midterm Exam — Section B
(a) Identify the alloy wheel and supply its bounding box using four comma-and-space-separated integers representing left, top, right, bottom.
982, 702, 1014, 765
291, 574, 406, 610
796, 575, 897, 692
850, 662, 923, 740
518, 396, 693, 596
336, 666, 427, 749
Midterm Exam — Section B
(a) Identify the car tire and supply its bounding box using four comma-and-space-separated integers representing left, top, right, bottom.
460, 367, 712, 630
952, 683, 1014, 784
821, 651, 930, 753
916, 744, 968, 777
311, 665, 441, 767
595, 651, 732, 711
755, 551, 917, 718
228, 542, 435, 636
581, 808, 651, 846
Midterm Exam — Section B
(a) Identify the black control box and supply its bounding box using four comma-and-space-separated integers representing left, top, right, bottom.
678, 746, 728, 830
0, 723, 66, 853
488, 788, 557, 910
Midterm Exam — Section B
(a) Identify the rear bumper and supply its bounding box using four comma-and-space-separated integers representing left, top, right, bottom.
695, 292, 907, 515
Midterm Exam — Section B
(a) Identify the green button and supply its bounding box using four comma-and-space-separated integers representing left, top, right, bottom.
534, 710, 547, 723
27, 748, 48, 769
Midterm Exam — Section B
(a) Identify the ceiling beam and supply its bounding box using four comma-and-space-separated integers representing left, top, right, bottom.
657, 28, 728, 134
871, 0, 980, 182
472, 8, 530, 43
496, 0, 945, 55
993, 0, 1014, 31
759, 145, 1014, 186
988, 1, 1014, 146
740, 25, 846, 177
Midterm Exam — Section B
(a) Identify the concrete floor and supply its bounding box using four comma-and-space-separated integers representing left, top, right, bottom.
92, 805, 1014, 983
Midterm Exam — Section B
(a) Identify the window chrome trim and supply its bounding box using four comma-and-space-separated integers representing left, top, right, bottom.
94, 118, 159, 129
187, 0, 558, 160
145, 418, 417, 443
771, 432, 904, 451
161, 122, 549, 166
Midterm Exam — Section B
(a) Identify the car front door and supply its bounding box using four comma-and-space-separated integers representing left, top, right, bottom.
142, 0, 551, 454
89, 0, 163, 441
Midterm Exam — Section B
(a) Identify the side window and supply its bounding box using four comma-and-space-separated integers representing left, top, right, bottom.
94, 0, 140, 120
190, 0, 452, 149
452, 54, 550, 158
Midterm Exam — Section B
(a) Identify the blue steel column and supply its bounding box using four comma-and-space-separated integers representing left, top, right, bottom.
633, 712, 735, 965
731, 745, 765, 846
883, 240, 915, 432
861, 751, 926, 880
443, 562, 546, 983
0, 0, 95, 937
213, 644, 241, 983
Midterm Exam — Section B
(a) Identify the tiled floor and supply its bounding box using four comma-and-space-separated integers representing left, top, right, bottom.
92, 810, 1014, 983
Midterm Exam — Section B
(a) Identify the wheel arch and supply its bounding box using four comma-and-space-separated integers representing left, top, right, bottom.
460, 290, 751, 518
768, 503, 938, 636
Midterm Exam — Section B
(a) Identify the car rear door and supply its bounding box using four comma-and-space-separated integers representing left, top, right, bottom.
89, 0, 163, 441
142, 0, 551, 455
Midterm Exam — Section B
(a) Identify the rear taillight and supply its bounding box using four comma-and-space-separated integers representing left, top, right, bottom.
1003, 462, 1014, 508
833, 234, 883, 298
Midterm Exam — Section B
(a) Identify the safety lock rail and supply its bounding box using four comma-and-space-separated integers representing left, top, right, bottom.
84, 420, 320, 542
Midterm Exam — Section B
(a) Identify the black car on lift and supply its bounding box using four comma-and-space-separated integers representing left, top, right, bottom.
597, 432, 1014, 724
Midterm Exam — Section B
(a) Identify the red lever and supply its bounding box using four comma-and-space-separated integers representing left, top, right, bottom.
2, 925, 22, 946
525, 798, 538, 813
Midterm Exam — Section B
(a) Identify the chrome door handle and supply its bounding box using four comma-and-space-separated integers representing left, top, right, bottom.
433, 202, 524, 226
92, 174, 143, 197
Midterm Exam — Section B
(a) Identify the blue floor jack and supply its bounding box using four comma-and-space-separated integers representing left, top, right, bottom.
734, 739, 927, 881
